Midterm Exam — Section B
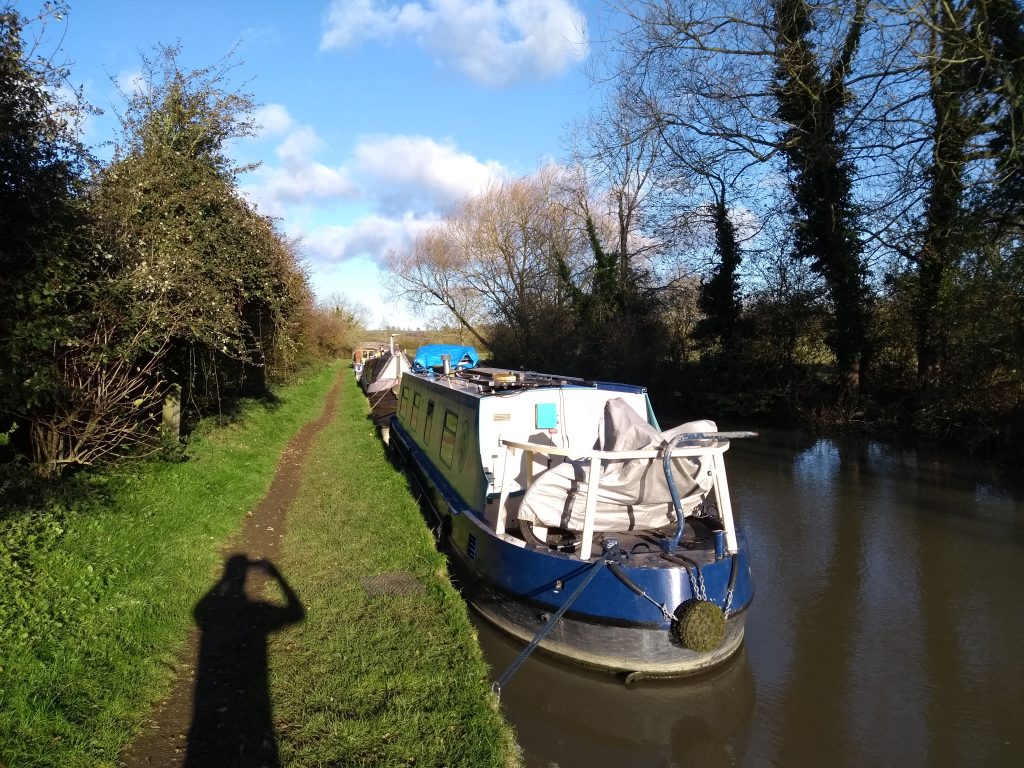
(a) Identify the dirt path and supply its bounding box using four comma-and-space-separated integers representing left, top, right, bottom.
119, 370, 343, 768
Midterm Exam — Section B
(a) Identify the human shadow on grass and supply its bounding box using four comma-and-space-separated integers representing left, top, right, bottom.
184, 554, 305, 768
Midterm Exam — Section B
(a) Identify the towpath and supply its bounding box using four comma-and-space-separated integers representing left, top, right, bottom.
119, 371, 343, 767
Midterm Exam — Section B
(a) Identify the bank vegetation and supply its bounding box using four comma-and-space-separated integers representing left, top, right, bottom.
1, 6, 366, 486
385, 0, 1023, 459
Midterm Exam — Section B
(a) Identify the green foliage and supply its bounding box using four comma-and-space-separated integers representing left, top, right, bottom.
0, 5, 97, 416
0, 39, 319, 474
905, 240, 1024, 448
90, 43, 310, 415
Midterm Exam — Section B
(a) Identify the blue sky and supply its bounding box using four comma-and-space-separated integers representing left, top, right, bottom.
42, 0, 614, 328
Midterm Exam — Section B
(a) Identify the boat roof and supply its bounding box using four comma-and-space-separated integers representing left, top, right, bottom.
405, 366, 648, 398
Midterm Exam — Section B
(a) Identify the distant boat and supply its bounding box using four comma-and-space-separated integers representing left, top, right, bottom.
358, 336, 412, 440
389, 350, 755, 676
352, 341, 385, 378
358, 338, 411, 396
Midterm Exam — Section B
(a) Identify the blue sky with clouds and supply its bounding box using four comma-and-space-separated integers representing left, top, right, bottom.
44, 0, 612, 328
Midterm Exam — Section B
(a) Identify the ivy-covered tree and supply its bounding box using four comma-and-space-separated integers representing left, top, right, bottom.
90, 44, 309, 415
984, 0, 1024, 228
693, 181, 743, 350
554, 213, 669, 386
772, 0, 870, 395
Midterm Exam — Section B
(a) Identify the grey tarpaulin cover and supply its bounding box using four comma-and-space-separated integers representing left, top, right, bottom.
360, 351, 411, 394
517, 398, 718, 532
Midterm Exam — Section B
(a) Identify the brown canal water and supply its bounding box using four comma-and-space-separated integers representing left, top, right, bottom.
473, 431, 1024, 767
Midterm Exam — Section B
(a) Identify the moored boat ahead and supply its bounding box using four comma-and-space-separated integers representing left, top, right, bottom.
352, 341, 384, 378
388, 350, 755, 677
358, 336, 412, 440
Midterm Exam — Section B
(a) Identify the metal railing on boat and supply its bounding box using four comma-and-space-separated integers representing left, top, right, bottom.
495, 438, 741, 561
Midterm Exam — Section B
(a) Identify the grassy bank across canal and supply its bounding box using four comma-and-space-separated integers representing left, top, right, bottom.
268, 371, 519, 767
1, 362, 519, 767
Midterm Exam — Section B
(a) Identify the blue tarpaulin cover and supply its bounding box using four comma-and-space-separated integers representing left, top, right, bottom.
413, 344, 479, 370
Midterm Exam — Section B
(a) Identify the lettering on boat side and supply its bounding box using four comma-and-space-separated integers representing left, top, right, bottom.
493, 413, 511, 421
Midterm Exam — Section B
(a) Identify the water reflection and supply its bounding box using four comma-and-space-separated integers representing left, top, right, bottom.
480, 432, 1024, 768
475, 616, 755, 767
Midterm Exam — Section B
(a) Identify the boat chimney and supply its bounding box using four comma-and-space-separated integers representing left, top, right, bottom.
389, 334, 396, 354
441, 354, 451, 375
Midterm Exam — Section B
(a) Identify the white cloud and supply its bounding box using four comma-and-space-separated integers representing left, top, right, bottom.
352, 134, 508, 215
244, 129, 506, 215
241, 123, 358, 214
115, 69, 146, 96
303, 213, 440, 264
252, 103, 294, 138
320, 0, 428, 47
253, 163, 357, 212
320, 0, 588, 86
276, 125, 325, 163
243, 129, 507, 269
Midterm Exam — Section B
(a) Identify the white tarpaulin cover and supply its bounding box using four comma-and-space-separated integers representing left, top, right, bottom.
517, 398, 718, 532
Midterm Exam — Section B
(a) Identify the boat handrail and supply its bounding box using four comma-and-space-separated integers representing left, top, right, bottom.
495, 438, 737, 560
498, 439, 730, 462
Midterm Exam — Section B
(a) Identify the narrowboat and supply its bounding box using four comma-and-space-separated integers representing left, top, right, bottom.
351, 341, 384, 378
358, 336, 412, 440
388, 346, 755, 677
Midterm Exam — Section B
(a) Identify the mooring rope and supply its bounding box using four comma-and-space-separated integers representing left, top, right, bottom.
492, 543, 619, 696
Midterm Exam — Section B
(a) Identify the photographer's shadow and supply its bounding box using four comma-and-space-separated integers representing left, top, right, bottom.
184, 554, 305, 767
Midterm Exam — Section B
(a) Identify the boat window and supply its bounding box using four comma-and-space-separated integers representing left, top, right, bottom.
424, 401, 436, 445
399, 385, 410, 418
457, 421, 470, 471
411, 391, 423, 431
440, 410, 459, 467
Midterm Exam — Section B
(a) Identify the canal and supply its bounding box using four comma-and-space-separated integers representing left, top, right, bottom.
475, 430, 1024, 767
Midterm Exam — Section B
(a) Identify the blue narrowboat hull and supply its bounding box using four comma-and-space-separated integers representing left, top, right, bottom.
391, 418, 755, 675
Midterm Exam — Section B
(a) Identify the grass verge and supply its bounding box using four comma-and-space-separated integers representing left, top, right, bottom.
269, 373, 521, 767
0, 363, 341, 768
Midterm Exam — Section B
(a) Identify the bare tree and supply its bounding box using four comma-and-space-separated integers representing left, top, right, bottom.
30, 314, 173, 477
568, 86, 665, 282
385, 167, 590, 363
319, 292, 372, 331
383, 225, 491, 348
454, 168, 583, 355
607, 1, 878, 386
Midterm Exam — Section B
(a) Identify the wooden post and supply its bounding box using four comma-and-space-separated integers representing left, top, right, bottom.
163, 384, 181, 439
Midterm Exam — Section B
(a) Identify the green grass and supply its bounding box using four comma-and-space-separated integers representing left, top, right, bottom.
269, 373, 521, 767
0, 363, 342, 768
